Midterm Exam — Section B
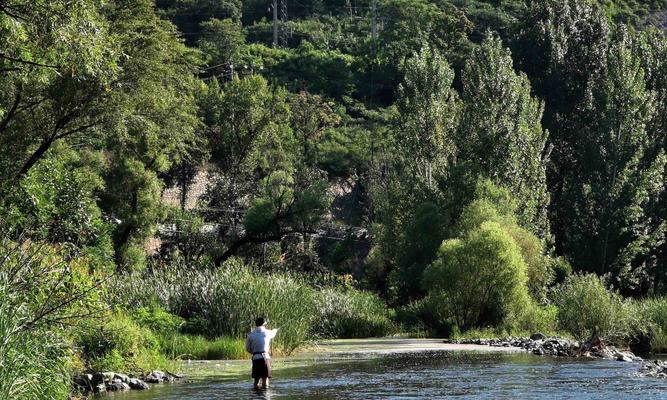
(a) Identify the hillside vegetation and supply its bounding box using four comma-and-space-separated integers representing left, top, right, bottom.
1, 0, 667, 397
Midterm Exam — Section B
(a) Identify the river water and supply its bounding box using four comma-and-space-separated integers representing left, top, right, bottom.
106, 351, 667, 399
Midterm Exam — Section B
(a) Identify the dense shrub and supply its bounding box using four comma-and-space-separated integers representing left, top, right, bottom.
423, 221, 531, 330
457, 183, 555, 304
508, 303, 559, 335
554, 274, 629, 342
75, 312, 173, 373
396, 296, 455, 337
131, 304, 185, 335
312, 287, 394, 338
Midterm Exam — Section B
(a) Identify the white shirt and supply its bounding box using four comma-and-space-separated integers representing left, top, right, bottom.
245, 326, 279, 360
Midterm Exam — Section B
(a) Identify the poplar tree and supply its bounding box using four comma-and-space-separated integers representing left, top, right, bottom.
565, 39, 666, 292
395, 45, 459, 189
458, 35, 550, 237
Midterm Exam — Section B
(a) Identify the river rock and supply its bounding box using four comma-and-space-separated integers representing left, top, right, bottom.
129, 378, 150, 390
451, 335, 639, 361
73, 374, 93, 391
114, 372, 130, 383
640, 360, 667, 378
93, 383, 106, 393
107, 381, 130, 391
91, 371, 115, 386
143, 370, 172, 383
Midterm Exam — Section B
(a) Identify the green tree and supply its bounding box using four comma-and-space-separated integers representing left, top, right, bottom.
457, 35, 550, 236
422, 221, 530, 330
389, 202, 448, 302
0, 0, 117, 184
395, 46, 459, 189
289, 91, 341, 165
100, 0, 201, 270
203, 75, 290, 173
513, 0, 610, 253
198, 18, 246, 71
563, 38, 666, 292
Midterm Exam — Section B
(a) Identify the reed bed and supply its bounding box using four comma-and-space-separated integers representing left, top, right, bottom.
107, 258, 395, 353
107, 259, 317, 354
312, 287, 394, 338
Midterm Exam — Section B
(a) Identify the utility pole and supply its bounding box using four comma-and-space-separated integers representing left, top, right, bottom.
371, 0, 377, 56
279, 0, 289, 47
272, 0, 278, 48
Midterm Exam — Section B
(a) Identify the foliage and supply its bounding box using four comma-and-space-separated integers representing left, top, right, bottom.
395, 45, 458, 188
75, 312, 173, 373
628, 297, 667, 352
312, 287, 394, 338
107, 259, 317, 354
457, 34, 550, 236
554, 274, 630, 342
423, 221, 531, 330
131, 305, 185, 335
0, 253, 71, 399
457, 181, 555, 303
162, 334, 246, 360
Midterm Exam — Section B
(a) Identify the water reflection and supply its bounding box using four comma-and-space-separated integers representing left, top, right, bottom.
108, 351, 667, 399
251, 387, 276, 400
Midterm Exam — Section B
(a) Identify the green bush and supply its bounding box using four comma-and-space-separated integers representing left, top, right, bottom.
423, 221, 531, 331
508, 303, 559, 335
131, 304, 184, 335
396, 296, 454, 337
457, 184, 555, 304
312, 287, 395, 338
75, 312, 173, 373
554, 274, 629, 342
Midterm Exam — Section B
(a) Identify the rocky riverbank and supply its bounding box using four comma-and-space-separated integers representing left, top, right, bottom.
449, 333, 641, 362
73, 370, 183, 394
639, 360, 667, 378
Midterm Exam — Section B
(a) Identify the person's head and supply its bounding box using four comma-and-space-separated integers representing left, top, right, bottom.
255, 317, 267, 327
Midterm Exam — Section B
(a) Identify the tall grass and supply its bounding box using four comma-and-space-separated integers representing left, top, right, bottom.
0, 245, 71, 400
312, 288, 394, 338
0, 309, 70, 399
107, 258, 317, 354
107, 259, 400, 352
629, 297, 667, 353
161, 334, 246, 360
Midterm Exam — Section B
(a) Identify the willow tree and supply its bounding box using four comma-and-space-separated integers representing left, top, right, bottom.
100, 0, 202, 270
457, 35, 550, 237
0, 0, 117, 184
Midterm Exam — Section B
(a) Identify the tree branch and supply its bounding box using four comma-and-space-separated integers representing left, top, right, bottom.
0, 53, 59, 69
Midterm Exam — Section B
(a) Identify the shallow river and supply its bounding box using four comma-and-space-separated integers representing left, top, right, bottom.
106, 351, 667, 399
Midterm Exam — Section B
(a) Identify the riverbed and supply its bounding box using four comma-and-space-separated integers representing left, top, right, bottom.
104, 339, 667, 399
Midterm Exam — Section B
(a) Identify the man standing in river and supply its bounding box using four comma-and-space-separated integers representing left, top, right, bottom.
246, 317, 279, 389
